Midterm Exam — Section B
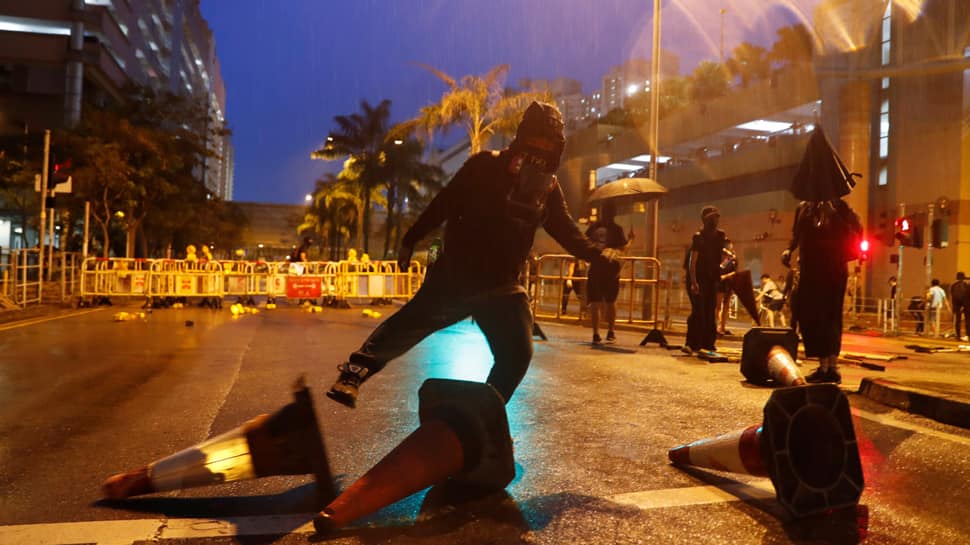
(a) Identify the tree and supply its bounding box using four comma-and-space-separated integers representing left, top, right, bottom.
0, 149, 41, 249
380, 138, 442, 258
311, 100, 392, 255
769, 24, 814, 67
658, 76, 690, 118
726, 42, 772, 87
689, 61, 730, 102
394, 64, 550, 155
299, 173, 360, 260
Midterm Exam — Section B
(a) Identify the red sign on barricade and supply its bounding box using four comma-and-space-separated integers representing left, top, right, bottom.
286, 276, 323, 298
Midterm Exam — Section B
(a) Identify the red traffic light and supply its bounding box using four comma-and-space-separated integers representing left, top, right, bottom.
895, 217, 910, 232
859, 239, 870, 253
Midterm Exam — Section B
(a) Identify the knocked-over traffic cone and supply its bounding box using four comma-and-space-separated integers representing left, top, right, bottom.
313, 378, 515, 534
740, 327, 804, 386
669, 383, 864, 518
102, 377, 336, 504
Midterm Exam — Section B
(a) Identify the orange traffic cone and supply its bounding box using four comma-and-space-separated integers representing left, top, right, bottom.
102, 377, 336, 504
313, 378, 515, 534
740, 327, 805, 386
669, 383, 864, 518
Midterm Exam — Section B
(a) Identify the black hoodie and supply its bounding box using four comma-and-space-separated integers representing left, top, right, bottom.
402, 150, 604, 296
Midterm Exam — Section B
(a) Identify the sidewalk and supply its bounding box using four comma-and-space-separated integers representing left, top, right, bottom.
539, 313, 970, 431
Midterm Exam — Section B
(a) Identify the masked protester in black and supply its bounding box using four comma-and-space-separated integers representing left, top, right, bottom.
783, 198, 862, 384
326, 102, 619, 408
684, 206, 729, 354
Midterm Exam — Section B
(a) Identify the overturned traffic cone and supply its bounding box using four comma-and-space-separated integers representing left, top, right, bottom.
313, 378, 515, 534
669, 383, 864, 518
102, 377, 336, 505
740, 327, 804, 386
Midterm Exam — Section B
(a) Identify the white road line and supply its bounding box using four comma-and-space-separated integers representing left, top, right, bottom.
0, 515, 317, 545
852, 407, 970, 445
0, 482, 781, 545
0, 308, 104, 332
609, 480, 776, 509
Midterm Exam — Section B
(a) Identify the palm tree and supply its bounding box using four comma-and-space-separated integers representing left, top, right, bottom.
299, 173, 360, 261
689, 61, 730, 102
380, 138, 443, 258
727, 42, 772, 87
394, 64, 550, 155
311, 99, 392, 254
769, 24, 814, 67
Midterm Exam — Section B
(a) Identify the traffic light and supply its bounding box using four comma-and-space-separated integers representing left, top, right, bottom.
858, 238, 870, 262
931, 218, 948, 248
894, 217, 911, 246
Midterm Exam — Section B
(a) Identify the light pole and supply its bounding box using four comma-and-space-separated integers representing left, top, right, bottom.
719, 7, 728, 65
648, 0, 661, 259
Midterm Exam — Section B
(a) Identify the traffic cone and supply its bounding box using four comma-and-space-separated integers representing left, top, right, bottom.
313, 378, 515, 534
668, 383, 864, 518
740, 327, 804, 386
102, 377, 336, 505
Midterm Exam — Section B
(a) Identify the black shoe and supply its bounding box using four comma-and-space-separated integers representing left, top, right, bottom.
606, 330, 616, 342
326, 363, 368, 408
592, 333, 602, 345
805, 367, 841, 384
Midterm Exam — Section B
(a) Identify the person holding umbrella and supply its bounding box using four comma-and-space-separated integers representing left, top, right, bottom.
585, 201, 632, 344
784, 128, 863, 384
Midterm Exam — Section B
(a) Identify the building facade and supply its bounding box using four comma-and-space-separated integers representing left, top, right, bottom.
0, 0, 233, 200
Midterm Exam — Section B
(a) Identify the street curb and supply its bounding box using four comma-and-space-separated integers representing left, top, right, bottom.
858, 377, 970, 431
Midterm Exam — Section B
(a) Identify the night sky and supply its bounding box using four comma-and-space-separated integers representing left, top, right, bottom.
200, 0, 823, 205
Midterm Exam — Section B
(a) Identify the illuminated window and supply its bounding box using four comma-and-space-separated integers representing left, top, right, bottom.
880, 2, 891, 66
878, 165, 887, 186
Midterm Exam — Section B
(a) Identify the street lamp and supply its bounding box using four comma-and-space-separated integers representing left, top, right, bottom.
305, 194, 312, 203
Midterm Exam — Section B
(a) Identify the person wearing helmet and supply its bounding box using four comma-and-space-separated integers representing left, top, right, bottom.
326, 101, 620, 408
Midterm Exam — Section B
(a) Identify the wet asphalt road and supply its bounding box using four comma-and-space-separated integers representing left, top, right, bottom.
0, 304, 968, 544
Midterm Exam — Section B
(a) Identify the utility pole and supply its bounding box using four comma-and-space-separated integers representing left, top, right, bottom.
649, 0, 661, 259
925, 202, 934, 288
39, 130, 50, 302
719, 7, 728, 65
895, 202, 905, 335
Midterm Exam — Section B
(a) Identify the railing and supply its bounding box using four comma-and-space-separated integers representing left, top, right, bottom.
530, 254, 663, 330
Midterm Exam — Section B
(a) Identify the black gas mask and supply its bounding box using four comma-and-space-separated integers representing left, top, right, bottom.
511, 101, 566, 174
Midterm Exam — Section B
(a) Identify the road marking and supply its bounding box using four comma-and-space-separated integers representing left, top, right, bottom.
0, 515, 317, 545
0, 481, 782, 544
609, 480, 776, 509
0, 308, 104, 331
853, 407, 970, 446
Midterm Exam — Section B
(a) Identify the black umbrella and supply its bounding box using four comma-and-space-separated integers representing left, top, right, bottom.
587, 177, 668, 204
790, 127, 860, 202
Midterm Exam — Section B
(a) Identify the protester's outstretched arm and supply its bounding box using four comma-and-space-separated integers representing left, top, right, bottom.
542, 182, 606, 264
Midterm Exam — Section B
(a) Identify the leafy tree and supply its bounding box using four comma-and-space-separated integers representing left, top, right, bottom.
394, 64, 550, 154
726, 43, 772, 87
380, 138, 442, 258
311, 100, 392, 254
689, 61, 730, 102
0, 148, 41, 249
658, 76, 690, 118
769, 24, 814, 66
299, 173, 360, 260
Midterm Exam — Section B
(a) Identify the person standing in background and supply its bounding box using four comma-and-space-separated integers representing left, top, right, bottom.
950, 272, 969, 342
927, 278, 950, 338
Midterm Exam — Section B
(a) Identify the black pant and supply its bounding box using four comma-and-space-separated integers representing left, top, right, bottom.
347, 279, 534, 403
686, 281, 718, 351
954, 302, 969, 339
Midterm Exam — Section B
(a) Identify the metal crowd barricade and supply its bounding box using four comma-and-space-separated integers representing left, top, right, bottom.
220, 260, 259, 302
532, 253, 663, 329
148, 259, 223, 301
338, 259, 423, 304
79, 257, 152, 302
9, 248, 42, 307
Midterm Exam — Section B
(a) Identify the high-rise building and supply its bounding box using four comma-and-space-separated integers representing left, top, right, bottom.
0, 0, 234, 200
598, 53, 680, 116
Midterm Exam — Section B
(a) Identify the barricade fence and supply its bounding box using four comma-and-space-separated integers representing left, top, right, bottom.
78, 258, 425, 306
3, 250, 82, 307
530, 254, 663, 330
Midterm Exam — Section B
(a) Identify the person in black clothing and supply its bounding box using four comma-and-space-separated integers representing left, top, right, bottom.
951, 272, 970, 341
326, 101, 619, 408
560, 257, 586, 315
684, 206, 729, 354
783, 199, 862, 383
585, 201, 629, 343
